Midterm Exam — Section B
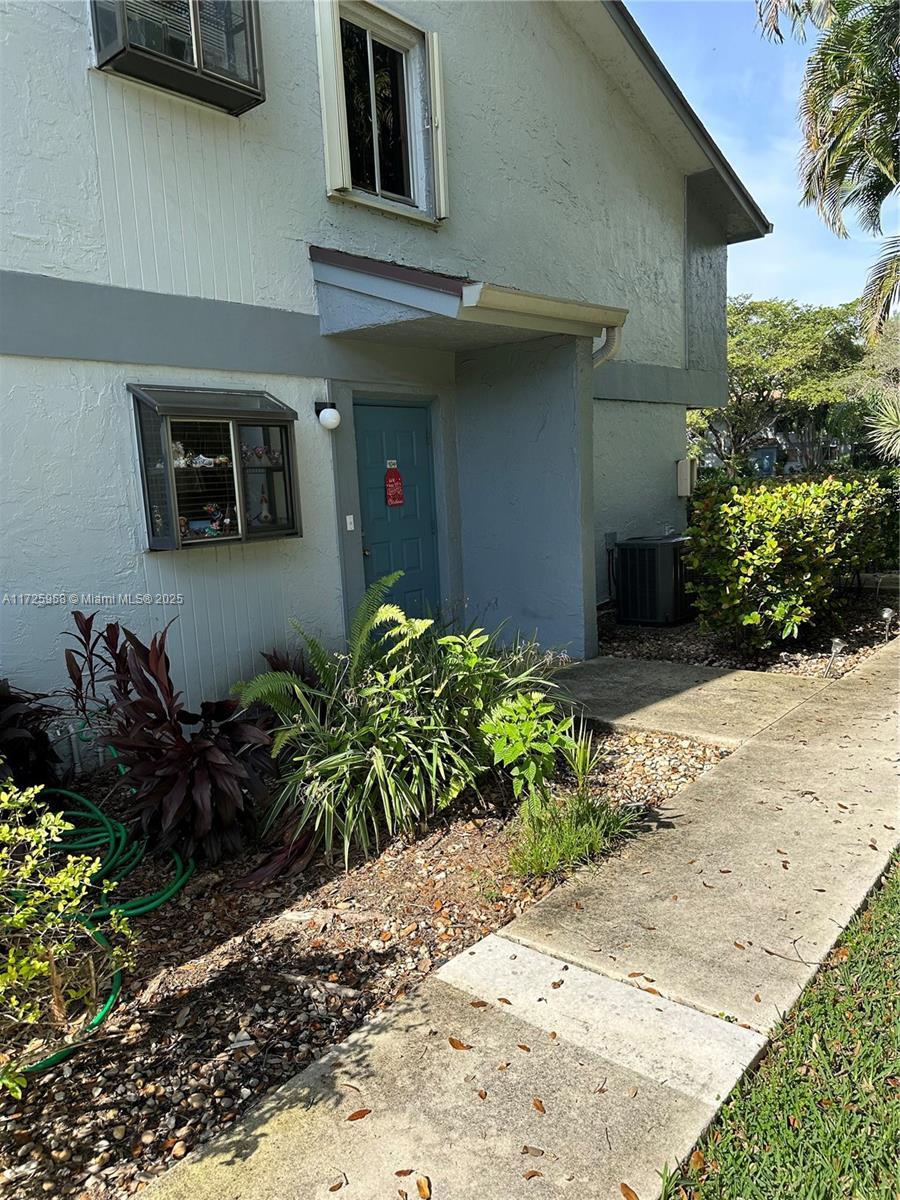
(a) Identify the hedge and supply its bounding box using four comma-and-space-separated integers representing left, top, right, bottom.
685, 474, 894, 649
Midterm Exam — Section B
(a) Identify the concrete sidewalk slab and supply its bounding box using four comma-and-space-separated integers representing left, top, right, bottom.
556, 655, 825, 746
509, 641, 899, 1031
146, 976, 732, 1200
146, 641, 898, 1200
437, 935, 765, 1102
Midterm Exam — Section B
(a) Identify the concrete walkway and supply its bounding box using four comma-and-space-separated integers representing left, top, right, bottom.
556, 654, 827, 746
149, 642, 899, 1200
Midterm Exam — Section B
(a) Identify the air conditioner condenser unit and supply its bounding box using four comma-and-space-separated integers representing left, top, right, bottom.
615, 535, 693, 625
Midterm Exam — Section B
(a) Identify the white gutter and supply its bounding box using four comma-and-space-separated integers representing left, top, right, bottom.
459, 282, 628, 341
592, 323, 623, 368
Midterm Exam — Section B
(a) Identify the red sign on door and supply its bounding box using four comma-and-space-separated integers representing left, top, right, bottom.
385, 466, 405, 507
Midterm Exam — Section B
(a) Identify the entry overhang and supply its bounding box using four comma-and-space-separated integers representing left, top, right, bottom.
309, 246, 628, 351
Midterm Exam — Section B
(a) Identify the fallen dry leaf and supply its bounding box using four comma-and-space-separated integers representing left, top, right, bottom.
754, 993, 762, 1003
620, 1184, 640, 1200
498, 997, 512, 1005
643, 987, 660, 996
478, 1089, 487, 1100
517, 1044, 531, 1052
628, 1086, 639, 1098
551, 980, 563, 989
469, 1000, 488, 1009
523, 1170, 543, 1180
328, 1175, 347, 1193
522, 1145, 544, 1157
448, 1037, 473, 1051
548, 1031, 557, 1040
734, 942, 746, 950
395, 1170, 413, 1177
689, 1149, 704, 1172
834, 947, 850, 962
627, 971, 642, 978
347, 1109, 371, 1121
416, 1176, 431, 1199
532, 1097, 546, 1114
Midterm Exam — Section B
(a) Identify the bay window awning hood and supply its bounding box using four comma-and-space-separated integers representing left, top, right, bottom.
309, 246, 628, 351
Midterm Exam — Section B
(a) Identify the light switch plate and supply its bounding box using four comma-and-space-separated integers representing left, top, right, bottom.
345, 514, 355, 532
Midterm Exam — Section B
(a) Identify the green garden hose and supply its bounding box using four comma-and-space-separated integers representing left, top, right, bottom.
22, 925, 122, 1076
21, 787, 195, 1076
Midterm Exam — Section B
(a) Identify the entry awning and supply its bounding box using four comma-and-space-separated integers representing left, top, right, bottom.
309, 246, 628, 351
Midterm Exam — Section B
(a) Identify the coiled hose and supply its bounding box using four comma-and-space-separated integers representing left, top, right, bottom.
21, 789, 195, 1076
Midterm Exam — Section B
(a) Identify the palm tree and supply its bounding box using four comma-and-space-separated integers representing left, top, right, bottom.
757, 0, 900, 339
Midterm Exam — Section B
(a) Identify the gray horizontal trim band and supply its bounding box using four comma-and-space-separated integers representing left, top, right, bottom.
594, 360, 726, 407
0, 271, 454, 385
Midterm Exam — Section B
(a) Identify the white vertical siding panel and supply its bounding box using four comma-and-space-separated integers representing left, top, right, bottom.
140, 96, 173, 294
90, 78, 251, 303
121, 87, 158, 290
230, 126, 255, 304
201, 110, 229, 301
187, 113, 215, 298
89, 75, 123, 286
172, 107, 203, 299
153, 97, 187, 295
103, 85, 143, 289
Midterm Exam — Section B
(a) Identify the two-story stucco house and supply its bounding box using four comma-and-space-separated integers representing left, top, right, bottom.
0, 0, 770, 702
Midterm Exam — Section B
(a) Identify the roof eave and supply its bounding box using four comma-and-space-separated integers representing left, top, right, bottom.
604, 0, 773, 244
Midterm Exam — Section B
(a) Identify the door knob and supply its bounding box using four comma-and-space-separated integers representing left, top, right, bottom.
363, 548, 371, 557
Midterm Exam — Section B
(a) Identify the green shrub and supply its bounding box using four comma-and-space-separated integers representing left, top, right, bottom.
481, 697, 634, 878
0, 781, 133, 1093
237, 574, 557, 868
686, 474, 891, 648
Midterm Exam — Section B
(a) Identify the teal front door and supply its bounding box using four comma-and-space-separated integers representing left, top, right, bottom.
354, 403, 440, 616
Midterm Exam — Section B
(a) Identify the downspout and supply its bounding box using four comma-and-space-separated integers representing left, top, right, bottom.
592, 324, 623, 368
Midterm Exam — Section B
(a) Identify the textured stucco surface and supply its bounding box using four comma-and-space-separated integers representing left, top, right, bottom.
1, 0, 690, 367
686, 182, 728, 372
594, 398, 687, 602
455, 336, 597, 658
0, 356, 344, 705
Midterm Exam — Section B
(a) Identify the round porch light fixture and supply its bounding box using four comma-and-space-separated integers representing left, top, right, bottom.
315, 402, 341, 430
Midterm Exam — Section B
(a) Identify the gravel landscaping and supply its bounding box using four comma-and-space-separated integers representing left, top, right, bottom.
599, 594, 898, 679
0, 731, 727, 1199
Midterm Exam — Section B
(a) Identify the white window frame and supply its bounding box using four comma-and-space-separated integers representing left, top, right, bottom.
315, 0, 448, 224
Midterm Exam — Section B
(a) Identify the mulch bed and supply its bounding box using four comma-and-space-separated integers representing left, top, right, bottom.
599, 594, 898, 679
1, 731, 727, 1199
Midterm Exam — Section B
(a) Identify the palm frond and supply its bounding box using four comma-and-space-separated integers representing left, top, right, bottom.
864, 388, 900, 462
861, 235, 900, 341
756, 0, 833, 42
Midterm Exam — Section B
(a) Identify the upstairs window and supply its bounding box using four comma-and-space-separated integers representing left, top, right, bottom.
130, 386, 300, 550
91, 1, 265, 116
315, 0, 448, 222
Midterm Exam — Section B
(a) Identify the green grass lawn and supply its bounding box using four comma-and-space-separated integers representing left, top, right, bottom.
672, 857, 900, 1200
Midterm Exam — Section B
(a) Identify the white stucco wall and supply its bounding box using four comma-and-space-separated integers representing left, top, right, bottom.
593, 398, 688, 603
0, 0, 688, 367
0, 356, 344, 704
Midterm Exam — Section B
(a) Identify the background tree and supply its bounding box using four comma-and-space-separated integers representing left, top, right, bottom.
688, 296, 864, 473
756, 0, 899, 339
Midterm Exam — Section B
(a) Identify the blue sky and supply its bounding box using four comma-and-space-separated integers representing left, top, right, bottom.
629, 0, 885, 306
